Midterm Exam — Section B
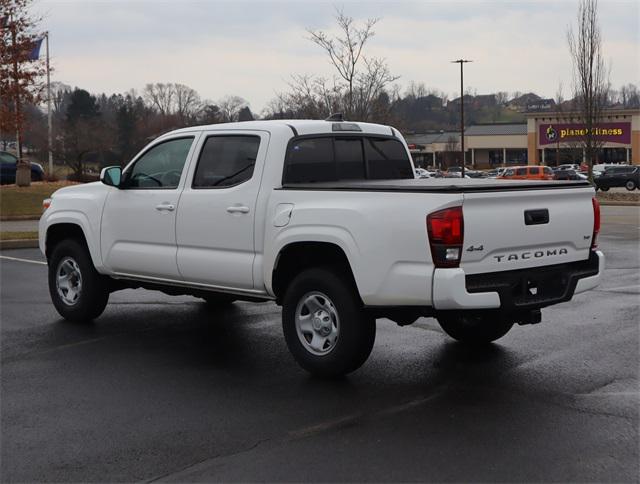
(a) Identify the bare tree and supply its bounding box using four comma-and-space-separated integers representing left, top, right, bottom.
444, 135, 459, 169
495, 92, 509, 106
308, 8, 378, 117
143, 83, 174, 116
567, 0, 610, 179
218, 95, 249, 123
306, 8, 398, 120
173, 83, 201, 123
619, 83, 640, 108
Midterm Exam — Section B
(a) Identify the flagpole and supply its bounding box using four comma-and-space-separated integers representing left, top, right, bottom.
46, 31, 52, 177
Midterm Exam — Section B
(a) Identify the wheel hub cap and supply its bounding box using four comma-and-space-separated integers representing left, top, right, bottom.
56, 257, 83, 306
295, 292, 340, 356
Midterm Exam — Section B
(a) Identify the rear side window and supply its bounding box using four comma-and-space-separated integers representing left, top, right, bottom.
335, 138, 365, 180
364, 138, 413, 180
193, 135, 260, 188
516, 168, 527, 176
284, 138, 334, 183
283, 136, 412, 184
529, 167, 540, 175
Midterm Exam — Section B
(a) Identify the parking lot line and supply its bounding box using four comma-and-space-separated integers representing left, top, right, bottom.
0, 255, 46, 265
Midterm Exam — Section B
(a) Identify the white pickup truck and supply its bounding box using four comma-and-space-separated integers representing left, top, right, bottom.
39, 119, 604, 376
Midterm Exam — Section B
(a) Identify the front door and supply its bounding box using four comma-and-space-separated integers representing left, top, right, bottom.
101, 135, 198, 280
176, 131, 269, 290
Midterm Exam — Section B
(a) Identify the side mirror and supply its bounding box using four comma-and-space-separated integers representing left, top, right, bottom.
100, 166, 122, 187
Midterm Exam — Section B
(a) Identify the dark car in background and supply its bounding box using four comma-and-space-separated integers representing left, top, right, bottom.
595, 165, 639, 191
0, 151, 45, 184
554, 169, 587, 181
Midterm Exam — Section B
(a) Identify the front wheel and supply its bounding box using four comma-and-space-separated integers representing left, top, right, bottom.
437, 313, 513, 344
625, 180, 636, 191
599, 186, 609, 192
282, 267, 375, 377
48, 239, 109, 322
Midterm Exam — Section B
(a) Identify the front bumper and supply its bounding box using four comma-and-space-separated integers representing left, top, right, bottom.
432, 250, 604, 310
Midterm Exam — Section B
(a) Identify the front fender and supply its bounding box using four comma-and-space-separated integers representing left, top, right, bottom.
39, 210, 105, 272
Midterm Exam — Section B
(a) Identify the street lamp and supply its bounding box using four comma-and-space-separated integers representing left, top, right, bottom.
451, 59, 472, 178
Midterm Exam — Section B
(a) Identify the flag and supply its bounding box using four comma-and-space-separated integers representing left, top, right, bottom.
0, 16, 9, 29
27, 37, 44, 61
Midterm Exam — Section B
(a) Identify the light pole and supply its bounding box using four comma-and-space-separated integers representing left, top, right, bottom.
451, 59, 472, 178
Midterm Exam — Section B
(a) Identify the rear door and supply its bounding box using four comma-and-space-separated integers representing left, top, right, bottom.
176, 131, 269, 290
460, 187, 595, 275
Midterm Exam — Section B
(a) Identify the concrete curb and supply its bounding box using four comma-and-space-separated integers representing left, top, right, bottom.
0, 239, 39, 250
0, 215, 40, 221
597, 200, 640, 206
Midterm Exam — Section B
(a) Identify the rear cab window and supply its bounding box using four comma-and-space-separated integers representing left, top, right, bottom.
283, 135, 412, 184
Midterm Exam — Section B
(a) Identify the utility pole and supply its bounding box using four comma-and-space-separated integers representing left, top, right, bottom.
45, 31, 52, 177
451, 59, 472, 178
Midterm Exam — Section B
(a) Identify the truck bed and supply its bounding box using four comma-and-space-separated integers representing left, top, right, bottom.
280, 178, 592, 193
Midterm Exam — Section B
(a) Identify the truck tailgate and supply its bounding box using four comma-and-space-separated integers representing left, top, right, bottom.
461, 186, 596, 275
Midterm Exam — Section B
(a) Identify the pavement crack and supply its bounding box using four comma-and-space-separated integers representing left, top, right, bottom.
145, 437, 271, 483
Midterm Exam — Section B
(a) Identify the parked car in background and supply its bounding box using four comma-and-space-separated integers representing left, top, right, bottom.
554, 169, 587, 181
486, 167, 507, 178
0, 151, 45, 184
594, 165, 639, 191
556, 164, 580, 172
465, 170, 488, 179
498, 165, 555, 180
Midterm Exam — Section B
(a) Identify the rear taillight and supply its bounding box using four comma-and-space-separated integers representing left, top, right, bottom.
591, 197, 600, 249
427, 206, 464, 268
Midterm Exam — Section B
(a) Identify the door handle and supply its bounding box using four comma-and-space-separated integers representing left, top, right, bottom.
227, 205, 250, 214
155, 203, 175, 212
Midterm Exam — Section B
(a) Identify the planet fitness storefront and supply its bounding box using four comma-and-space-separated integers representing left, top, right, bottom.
526, 108, 639, 166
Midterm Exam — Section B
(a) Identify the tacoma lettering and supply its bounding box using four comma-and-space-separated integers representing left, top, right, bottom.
494, 248, 568, 262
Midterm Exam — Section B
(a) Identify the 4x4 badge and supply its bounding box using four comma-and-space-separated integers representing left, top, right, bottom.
467, 245, 484, 252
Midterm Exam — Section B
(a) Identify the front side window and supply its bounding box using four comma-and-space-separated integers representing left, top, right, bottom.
123, 137, 194, 189
193, 136, 260, 188
515, 168, 527, 176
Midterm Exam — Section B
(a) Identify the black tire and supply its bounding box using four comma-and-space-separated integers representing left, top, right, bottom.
599, 186, 609, 192
282, 267, 375, 377
48, 238, 109, 322
201, 293, 236, 307
625, 179, 636, 191
437, 313, 513, 344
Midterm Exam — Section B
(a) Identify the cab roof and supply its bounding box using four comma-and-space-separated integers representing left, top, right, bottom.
170, 119, 397, 138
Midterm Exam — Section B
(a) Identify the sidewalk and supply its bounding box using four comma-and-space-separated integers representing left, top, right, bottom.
0, 219, 39, 232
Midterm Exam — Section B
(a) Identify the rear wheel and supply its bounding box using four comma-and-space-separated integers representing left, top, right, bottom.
282, 267, 375, 377
48, 239, 109, 322
437, 313, 513, 344
625, 179, 636, 191
599, 186, 609, 192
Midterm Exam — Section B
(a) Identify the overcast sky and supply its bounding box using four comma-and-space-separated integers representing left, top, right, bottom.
36, 0, 639, 113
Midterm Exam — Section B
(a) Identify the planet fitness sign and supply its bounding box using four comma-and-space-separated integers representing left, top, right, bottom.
539, 122, 631, 146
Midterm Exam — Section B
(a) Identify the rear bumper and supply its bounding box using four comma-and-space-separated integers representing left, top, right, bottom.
432, 251, 603, 310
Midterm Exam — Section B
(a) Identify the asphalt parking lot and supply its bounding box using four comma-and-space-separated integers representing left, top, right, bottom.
1, 206, 638, 482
